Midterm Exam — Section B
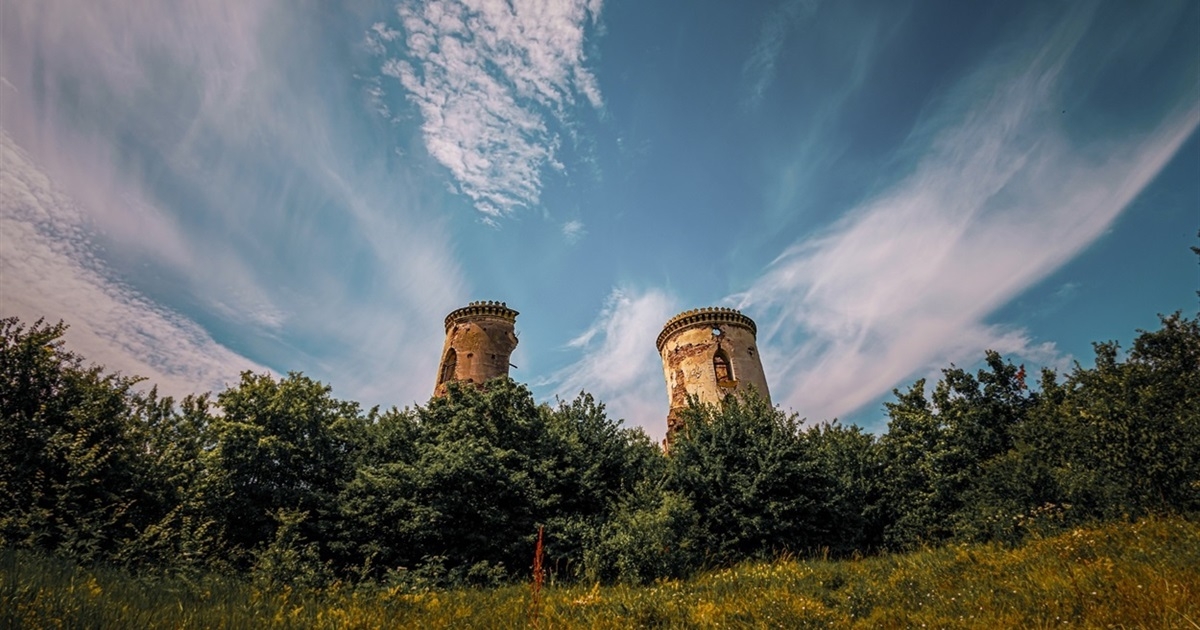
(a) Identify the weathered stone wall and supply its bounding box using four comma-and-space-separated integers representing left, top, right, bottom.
657, 307, 770, 436
434, 301, 519, 397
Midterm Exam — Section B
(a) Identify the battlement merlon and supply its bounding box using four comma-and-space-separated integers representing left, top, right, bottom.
443, 301, 520, 332
656, 307, 757, 352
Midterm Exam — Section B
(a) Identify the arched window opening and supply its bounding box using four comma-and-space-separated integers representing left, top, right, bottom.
440, 348, 457, 385
714, 350, 735, 387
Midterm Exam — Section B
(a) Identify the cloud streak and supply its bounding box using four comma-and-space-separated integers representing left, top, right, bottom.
1, 133, 269, 396
373, 0, 605, 220
735, 8, 1200, 423
561, 219, 586, 243
541, 287, 678, 440
1, 0, 469, 408
742, 0, 817, 111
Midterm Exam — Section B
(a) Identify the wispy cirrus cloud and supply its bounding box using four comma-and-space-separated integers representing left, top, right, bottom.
0, 0, 468, 408
561, 219, 587, 243
742, 0, 817, 111
371, 0, 605, 221
735, 6, 1200, 423
0, 133, 269, 396
540, 287, 678, 440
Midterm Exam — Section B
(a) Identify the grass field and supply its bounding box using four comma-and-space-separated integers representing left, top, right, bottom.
3, 517, 1197, 629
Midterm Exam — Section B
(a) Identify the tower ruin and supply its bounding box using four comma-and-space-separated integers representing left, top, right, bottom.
434, 301, 519, 397
656, 307, 771, 436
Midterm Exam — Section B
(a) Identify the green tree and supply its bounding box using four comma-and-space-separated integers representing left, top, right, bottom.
665, 391, 831, 565
335, 405, 423, 574
539, 392, 662, 579
880, 352, 1035, 547
1026, 314, 1200, 520
340, 380, 662, 584
804, 421, 885, 554
0, 318, 167, 562
583, 481, 700, 584
114, 392, 224, 571
203, 371, 367, 568
398, 379, 551, 582
877, 378, 944, 548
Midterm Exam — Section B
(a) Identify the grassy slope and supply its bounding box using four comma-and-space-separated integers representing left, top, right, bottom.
3, 517, 1198, 629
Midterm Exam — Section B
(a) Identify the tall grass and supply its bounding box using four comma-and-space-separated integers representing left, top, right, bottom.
4, 517, 1197, 629
530, 525, 546, 628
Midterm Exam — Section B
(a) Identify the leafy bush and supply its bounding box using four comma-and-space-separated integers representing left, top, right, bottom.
2, 311, 1197, 585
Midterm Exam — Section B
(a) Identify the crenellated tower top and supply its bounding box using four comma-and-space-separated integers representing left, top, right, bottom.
657, 306, 770, 441
434, 301, 520, 397
444, 301, 519, 332
656, 307, 757, 352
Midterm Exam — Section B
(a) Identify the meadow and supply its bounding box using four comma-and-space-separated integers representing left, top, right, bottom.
4, 516, 1197, 629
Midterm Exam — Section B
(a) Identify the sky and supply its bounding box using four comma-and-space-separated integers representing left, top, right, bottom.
2, 0, 1197, 442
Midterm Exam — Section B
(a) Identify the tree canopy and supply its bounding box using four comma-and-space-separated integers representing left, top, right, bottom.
1, 311, 1197, 585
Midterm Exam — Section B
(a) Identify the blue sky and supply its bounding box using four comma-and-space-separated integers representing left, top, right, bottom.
2, 0, 1197, 441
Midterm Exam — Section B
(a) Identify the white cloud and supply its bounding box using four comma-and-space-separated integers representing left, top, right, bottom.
562, 219, 586, 243
0, 133, 269, 396
734, 13, 1200, 423
0, 0, 469, 409
375, 0, 604, 219
742, 0, 817, 111
541, 287, 678, 441
0, 0, 288, 333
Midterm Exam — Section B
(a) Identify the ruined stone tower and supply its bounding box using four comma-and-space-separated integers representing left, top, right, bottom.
434, 301, 519, 397
657, 307, 771, 436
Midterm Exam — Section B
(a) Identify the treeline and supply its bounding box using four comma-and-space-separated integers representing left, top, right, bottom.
1, 314, 1197, 586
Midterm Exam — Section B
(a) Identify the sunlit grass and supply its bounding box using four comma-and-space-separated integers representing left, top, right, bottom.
4, 517, 1197, 629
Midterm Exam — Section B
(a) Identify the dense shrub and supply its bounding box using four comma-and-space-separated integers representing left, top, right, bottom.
2, 312, 1197, 584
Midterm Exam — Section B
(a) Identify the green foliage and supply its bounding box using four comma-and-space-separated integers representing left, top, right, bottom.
989, 313, 1200, 528
251, 509, 332, 590
880, 351, 1038, 547
583, 482, 701, 584
880, 314, 1200, 548
112, 392, 224, 571
204, 371, 368, 567
539, 392, 662, 579
803, 421, 886, 555
387, 378, 549, 580
337, 379, 659, 584
0, 318, 167, 563
2, 308, 1197, 588
334, 406, 423, 574
666, 391, 833, 565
